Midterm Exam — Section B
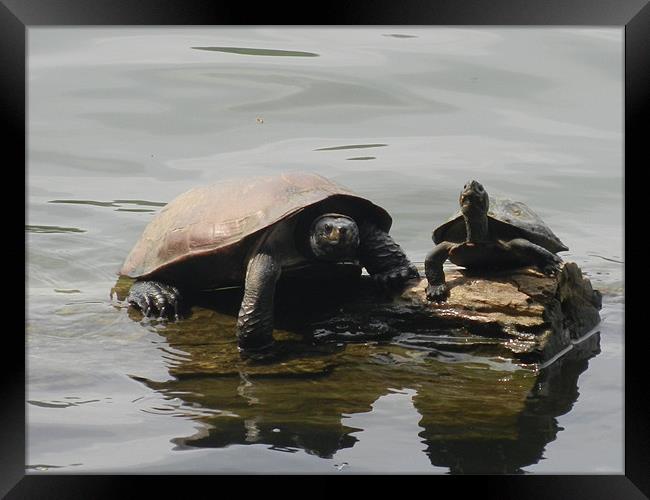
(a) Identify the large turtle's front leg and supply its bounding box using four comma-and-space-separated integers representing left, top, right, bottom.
358, 223, 420, 291
424, 241, 455, 302
505, 238, 563, 275
236, 251, 281, 354
127, 280, 182, 319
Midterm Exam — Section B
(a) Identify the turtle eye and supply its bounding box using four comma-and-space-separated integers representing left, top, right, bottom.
324, 223, 332, 232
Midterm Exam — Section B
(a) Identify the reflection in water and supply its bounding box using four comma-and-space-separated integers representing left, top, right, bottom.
139, 335, 600, 472
124, 277, 601, 472
419, 334, 601, 473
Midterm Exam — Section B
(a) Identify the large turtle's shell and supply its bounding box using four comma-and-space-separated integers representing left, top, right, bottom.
120, 172, 392, 284
433, 197, 568, 253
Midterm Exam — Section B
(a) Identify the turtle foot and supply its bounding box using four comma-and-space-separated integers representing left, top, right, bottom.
425, 283, 450, 303
373, 263, 420, 292
127, 280, 182, 320
540, 254, 563, 276
238, 338, 277, 362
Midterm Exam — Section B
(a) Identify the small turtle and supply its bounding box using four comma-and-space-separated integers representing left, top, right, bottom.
425, 180, 568, 302
120, 172, 419, 354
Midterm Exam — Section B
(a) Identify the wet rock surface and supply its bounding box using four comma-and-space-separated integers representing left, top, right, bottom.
301, 261, 602, 365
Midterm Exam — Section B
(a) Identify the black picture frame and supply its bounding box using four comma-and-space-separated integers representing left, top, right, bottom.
6, 0, 644, 497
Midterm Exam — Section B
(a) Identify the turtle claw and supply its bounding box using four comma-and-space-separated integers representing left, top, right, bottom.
541, 255, 563, 277
373, 264, 420, 292
131, 294, 151, 316
127, 281, 182, 320
542, 263, 561, 277
426, 283, 450, 302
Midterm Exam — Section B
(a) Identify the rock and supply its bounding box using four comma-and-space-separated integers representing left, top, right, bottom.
302, 261, 602, 365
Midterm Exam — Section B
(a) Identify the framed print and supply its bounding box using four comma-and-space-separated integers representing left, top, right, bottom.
6, 0, 646, 497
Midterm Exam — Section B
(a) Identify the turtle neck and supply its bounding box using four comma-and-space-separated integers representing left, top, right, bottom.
464, 213, 489, 243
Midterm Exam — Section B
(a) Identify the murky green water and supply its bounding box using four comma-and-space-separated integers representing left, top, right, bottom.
26, 27, 623, 473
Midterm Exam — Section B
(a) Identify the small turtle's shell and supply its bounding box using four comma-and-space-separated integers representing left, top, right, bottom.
433, 197, 568, 253
120, 172, 392, 284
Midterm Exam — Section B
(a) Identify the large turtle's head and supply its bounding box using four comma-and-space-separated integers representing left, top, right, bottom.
309, 213, 360, 261
460, 180, 489, 218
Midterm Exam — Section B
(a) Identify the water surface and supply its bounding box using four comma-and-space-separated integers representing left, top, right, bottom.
27, 27, 623, 474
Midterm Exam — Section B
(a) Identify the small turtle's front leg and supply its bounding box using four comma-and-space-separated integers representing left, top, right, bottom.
424, 241, 455, 302
127, 280, 182, 319
236, 252, 281, 355
505, 238, 563, 275
358, 223, 420, 292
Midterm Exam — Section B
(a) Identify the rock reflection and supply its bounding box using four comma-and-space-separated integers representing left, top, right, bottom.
417, 333, 601, 473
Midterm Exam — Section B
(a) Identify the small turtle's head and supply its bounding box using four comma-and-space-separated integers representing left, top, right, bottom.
460, 180, 489, 218
309, 213, 360, 261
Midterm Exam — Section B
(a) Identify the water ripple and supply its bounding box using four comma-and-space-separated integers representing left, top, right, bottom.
192, 47, 319, 58
315, 144, 387, 151
26, 225, 86, 234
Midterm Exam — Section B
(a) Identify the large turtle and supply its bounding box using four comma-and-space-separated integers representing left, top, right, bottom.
120, 172, 420, 354
425, 180, 568, 302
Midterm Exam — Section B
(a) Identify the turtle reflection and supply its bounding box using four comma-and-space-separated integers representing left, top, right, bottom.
121, 279, 601, 473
